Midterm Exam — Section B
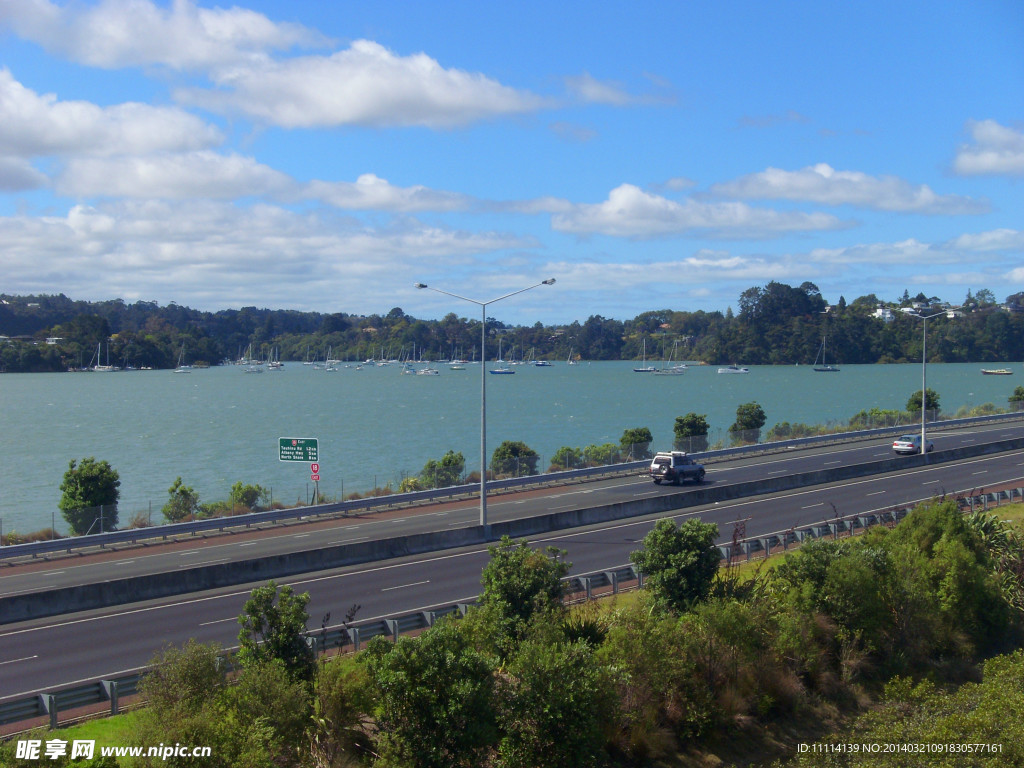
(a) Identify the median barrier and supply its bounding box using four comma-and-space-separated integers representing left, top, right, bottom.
3, 435, 1024, 623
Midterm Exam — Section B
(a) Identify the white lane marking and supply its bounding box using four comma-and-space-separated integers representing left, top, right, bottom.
0, 655, 38, 666
972, 471, 988, 475
866, 491, 886, 496
238, 542, 259, 547
293, 533, 311, 538
178, 559, 228, 569
198, 617, 237, 627
823, 460, 841, 465
801, 503, 824, 509
330, 536, 368, 545
382, 580, 430, 592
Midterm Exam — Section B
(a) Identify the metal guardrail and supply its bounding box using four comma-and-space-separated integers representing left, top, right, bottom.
718, 487, 1024, 561
4, 411, 1020, 562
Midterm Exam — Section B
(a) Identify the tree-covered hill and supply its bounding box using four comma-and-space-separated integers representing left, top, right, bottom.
1, 283, 1022, 373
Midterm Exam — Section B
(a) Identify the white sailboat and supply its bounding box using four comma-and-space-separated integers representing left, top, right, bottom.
633, 339, 655, 373
653, 340, 686, 375
490, 339, 514, 374
92, 342, 120, 372
174, 343, 192, 373
813, 332, 839, 372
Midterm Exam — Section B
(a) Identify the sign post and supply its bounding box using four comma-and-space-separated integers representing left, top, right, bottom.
279, 438, 320, 502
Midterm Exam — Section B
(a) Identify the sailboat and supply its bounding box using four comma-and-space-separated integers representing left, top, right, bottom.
633, 339, 656, 373
92, 342, 120, 372
653, 340, 686, 375
813, 332, 840, 372
490, 339, 515, 374
174, 343, 192, 373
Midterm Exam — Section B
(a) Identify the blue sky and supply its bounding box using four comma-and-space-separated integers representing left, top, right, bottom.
1, 0, 1022, 325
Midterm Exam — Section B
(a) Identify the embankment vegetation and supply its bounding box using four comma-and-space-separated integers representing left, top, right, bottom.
7, 498, 1024, 767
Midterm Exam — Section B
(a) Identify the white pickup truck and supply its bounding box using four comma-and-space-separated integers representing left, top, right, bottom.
649, 451, 706, 485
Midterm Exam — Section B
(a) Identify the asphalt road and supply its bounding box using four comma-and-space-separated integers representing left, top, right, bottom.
2, 421, 1024, 700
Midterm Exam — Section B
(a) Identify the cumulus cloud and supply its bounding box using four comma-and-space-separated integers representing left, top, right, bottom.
710, 163, 988, 214
0, 157, 48, 190
551, 183, 847, 239
57, 151, 295, 199
946, 228, 1024, 252
0, 0, 326, 71
306, 174, 470, 213
953, 119, 1024, 176
176, 40, 548, 129
0, 200, 533, 311
0, 69, 222, 158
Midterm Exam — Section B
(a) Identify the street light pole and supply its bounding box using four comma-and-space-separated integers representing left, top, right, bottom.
415, 279, 555, 533
911, 306, 960, 455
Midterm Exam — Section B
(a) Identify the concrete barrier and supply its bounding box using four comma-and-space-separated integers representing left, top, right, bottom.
3, 436, 1023, 624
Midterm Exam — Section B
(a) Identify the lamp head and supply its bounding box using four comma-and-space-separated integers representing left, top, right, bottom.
414, 283, 427, 289
542, 278, 556, 285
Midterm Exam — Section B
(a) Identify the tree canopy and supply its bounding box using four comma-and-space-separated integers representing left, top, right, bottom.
58, 457, 120, 534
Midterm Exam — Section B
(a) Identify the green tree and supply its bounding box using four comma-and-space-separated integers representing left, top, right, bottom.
1010, 385, 1024, 410
419, 449, 465, 488
478, 536, 570, 655
490, 440, 539, 477
162, 476, 199, 523
631, 518, 720, 613
364, 620, 498, 768
620, 426, 653, 459
237, 581, 315, 682
550, 445, 583, 471
58, 456, 120, 534
729, 402, 766, 444
906, 387, 940, 414
497, 640, 611, 768
674, 412, 710, 452
228, 481, 268, 510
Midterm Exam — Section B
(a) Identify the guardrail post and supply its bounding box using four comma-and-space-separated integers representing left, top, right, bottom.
350, 627, 361, 652
583, 578, 592, 601
42, 694, 57, 729
102, 680, 120, 715
606, 571, 618, 595
387, 619, 399, 642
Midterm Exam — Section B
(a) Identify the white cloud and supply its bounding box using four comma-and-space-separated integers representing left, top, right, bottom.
0, 157, 48, 190
0, 0, 326, 71
0, 200, 533, 311
56, 151, 294, 199
551, 183, 847, 239
564, 72, 634, 106
711, 163, 988, 214
306, 174, 470, 213
953, 119, 1024, 176
0, 69, 222, 158
946, 228, 1024, 252
177, 40, 548, 129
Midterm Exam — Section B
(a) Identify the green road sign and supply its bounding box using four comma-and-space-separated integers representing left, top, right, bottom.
279, 437, 319, 462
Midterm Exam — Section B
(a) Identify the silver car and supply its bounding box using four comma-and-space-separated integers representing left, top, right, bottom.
892, 434, 934, 454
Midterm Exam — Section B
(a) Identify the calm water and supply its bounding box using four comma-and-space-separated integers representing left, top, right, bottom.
1, 360, 1020, 534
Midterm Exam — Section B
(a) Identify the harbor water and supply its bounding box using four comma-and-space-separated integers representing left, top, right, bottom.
1, 361, 1020, 534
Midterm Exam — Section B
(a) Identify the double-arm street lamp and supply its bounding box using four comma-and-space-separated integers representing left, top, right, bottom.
909, 306, 962, 455
415, 278, 556, 532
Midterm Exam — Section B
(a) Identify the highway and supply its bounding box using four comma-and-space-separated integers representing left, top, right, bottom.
2, 420, 1024, 701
